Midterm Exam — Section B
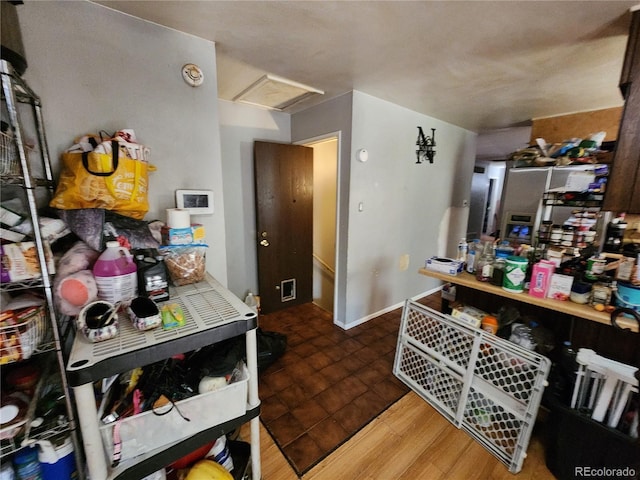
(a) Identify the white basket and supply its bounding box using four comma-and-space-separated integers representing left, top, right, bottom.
0, 305, 48, 364
100, 363, 249, 462
0, 130, 19, 175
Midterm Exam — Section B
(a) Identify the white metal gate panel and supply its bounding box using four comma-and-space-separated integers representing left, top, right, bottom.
393, 300, 551, 473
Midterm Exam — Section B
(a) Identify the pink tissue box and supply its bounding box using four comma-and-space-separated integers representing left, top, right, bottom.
528, 260, 555, 298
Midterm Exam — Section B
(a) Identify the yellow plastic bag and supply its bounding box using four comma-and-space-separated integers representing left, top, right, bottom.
50, 140, 155, 220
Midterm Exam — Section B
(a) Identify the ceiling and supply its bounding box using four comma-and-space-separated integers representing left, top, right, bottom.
96, 1, 638, 133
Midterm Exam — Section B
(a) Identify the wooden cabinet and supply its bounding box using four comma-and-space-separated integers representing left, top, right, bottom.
603, 8, 640, 214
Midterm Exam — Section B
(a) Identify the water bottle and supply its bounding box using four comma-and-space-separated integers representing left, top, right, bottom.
92, 241, 138, 303
457, 238, 468, 268
244, 291, 258, 315
466, 239, 479, 274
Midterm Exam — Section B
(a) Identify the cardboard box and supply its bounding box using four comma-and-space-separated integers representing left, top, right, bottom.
547, 273, 574, 301
451, 303, 487, 328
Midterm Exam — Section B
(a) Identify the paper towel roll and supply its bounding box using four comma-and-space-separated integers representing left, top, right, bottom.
166, 208, 190, 229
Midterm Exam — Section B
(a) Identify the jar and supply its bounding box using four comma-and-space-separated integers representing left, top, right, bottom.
550, 225, 563, 245
561, 225, 575, 247
490, 258, 506, 286
584, 229, 596, 245
590, 282, 612, 306
570, 282, 592, 304
481, 315, 499, 334
538, 221, 553, 243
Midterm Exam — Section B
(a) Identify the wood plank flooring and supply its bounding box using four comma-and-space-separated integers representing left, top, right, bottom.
241, 391, 556, 479
240, 292, 557, 479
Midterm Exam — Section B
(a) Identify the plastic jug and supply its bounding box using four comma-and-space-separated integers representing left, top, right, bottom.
93, 241, 138, 303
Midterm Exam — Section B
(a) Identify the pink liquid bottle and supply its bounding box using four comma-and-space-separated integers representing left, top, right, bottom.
92, 241, 138, 303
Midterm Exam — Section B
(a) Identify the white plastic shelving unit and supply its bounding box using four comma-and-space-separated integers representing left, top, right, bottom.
66, 275, 261, 480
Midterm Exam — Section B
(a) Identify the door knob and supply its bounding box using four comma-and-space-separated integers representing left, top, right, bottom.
260, 239, 270, 247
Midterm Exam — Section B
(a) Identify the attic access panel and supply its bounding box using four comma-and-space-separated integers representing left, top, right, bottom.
233, 74, 323, 111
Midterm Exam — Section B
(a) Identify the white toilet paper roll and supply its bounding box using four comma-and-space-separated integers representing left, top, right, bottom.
166, 208, 190, 229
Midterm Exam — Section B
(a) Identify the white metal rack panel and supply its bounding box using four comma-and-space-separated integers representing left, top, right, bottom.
393, 300, 551, 473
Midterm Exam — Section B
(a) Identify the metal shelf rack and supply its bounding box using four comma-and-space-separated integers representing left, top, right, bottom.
1, 59, 82, 473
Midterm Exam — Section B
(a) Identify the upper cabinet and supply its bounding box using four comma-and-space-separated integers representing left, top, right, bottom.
603, 8, 640, 214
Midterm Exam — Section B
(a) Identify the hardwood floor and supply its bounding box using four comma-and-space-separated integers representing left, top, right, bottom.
242, 392, 555, 480
240, 293, 557, 480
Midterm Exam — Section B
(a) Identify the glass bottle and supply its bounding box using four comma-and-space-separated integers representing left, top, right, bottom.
475, 241, 495, 282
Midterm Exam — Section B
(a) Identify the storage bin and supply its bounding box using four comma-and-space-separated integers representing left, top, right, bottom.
0, 305, 47, 364
100, 363, 249, 462
545, 396, 640, 480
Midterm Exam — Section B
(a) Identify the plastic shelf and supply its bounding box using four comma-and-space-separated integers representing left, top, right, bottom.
66, 275, 261, 480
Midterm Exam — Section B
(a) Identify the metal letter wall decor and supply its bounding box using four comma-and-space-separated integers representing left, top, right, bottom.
416, 127, 436, 164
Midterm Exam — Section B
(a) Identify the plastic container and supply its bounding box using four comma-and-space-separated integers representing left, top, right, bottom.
457, 238, 468, 267
466, 239, 480, 274
509, 323, 536, 351
614, 281, 640, 314
502, 256, 528, 293
0, 463, 15, 480
92, 241, 138, 304
585, 255, 606, 281
13, 446, 41, 480
570, 282, 592, 304
481, 315, 498, 334
38, 437, 77, 480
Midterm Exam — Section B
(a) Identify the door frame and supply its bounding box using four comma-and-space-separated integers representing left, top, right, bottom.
295, 131, 342, 320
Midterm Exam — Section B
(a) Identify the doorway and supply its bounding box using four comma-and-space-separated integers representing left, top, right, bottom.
305, 137, 338, 314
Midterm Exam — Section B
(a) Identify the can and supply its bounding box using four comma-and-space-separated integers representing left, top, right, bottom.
585, 256, 606, 280
502, 256, 528, 293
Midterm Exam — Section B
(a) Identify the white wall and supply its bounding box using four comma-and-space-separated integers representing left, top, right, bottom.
293, 91, 476, 327
18, 1, 229, 284
217, 100, 290, 298
345, 91, 476, 325
292, 93, 353, 326
311, 138, 338, 313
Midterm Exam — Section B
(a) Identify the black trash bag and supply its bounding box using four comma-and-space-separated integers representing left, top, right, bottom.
256, 328, 287, 372
184, 328, 287, 378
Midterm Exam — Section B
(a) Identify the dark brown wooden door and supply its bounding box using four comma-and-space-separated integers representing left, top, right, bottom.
254, 141, 313, 313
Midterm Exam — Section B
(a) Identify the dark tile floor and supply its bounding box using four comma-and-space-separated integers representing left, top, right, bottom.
257, 293, 442, 475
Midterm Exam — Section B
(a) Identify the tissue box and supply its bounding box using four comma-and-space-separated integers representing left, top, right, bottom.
425, 257, 463, 275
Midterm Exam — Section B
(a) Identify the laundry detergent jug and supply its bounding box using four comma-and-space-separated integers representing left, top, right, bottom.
93, 241, 137, 304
